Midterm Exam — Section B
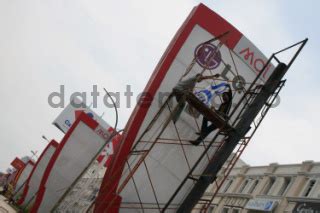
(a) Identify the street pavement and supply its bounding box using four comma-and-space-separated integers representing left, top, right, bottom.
0, 195, 16, 213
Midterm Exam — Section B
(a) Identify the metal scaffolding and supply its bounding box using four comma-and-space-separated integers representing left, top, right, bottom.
90, 38, 307, 213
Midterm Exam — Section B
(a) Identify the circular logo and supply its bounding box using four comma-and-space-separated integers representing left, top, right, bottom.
194, 43, 222, 70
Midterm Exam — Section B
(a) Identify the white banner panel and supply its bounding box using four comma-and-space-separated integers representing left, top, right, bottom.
13, 161, 34, 201
54, 133, 122, 212
17, 140, 58, 209
31, 113, 112, 212
51, 99, 118, 212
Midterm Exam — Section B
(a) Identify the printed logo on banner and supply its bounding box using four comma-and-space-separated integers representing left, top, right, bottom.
194, 43, 222, 70
95, 126, 112, 141
190, 42, 228, 117
194, 82, 230, 106
239, 47, 273, 78
64, 111, 94, 128
53, 97, 112, 134
185, 82, 230, 118
233, 35, 275, 80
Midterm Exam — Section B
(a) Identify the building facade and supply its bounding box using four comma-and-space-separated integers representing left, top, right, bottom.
200, 160, 320, 212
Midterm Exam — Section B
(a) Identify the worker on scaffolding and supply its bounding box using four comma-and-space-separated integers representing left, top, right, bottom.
171, 73, 220, 123
190, 84, 233, 145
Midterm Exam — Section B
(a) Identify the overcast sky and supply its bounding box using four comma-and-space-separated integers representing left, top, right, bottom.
0, 0, 319, 172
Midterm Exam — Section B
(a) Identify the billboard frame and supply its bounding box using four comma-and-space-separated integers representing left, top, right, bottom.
30, 112, 106, 212
16, 140, 59, 207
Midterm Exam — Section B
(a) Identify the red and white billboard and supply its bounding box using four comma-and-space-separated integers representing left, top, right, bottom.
30, 112, 113, 212
10, 157, 25, 171
12, 161, 35, 201
16, 140, 59, 209
54, 133, 122, 212
48, 98, 122, 211
95, 3, 274, 212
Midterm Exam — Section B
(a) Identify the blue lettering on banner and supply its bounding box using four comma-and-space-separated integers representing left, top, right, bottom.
65, 119, 72, 127
194, 82, 229, 106
64, 112, 95, 129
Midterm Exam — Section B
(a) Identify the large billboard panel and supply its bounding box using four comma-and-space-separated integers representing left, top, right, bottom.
54, 133, 122, 212
49, 99, 121, 211
95, 3, 274, 212
31, 112, 113, 212
13, 161, 34, 201
16, 140, 59, 209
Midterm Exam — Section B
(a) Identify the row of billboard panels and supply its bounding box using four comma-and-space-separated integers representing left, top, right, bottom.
3, 98, 120, 212
3, 3, 276, 212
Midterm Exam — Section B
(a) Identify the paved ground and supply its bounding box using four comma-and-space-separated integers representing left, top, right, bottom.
0, 195, 16, 213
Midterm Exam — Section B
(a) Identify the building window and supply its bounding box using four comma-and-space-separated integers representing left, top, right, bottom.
303, 179, 316, 197
232, 208, 241, 213
238, 179, 249, 193
262, 177, 275, 195
277, 177, 292, 196
207, 206, 215, 213
248, 179, 259, 194
222, 179, 233, 193
222, 207, 230, 213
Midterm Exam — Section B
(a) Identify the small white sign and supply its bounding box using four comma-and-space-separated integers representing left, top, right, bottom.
245, 198, 278, 211
53, 97, 112, 134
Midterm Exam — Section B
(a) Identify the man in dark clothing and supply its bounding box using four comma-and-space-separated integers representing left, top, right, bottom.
171, 73, 220, 123
190, 85, 232, 145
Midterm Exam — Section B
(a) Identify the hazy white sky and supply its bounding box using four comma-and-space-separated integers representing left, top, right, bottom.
0, 0, 319, 172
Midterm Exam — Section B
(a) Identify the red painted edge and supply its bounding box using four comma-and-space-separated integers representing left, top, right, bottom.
16, 140, 59, 205
12, 168, 25, 188
30, 112, 99, 213
95, 3, 243, 212
11, 157, 25, 171
12, 160, 34, 189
